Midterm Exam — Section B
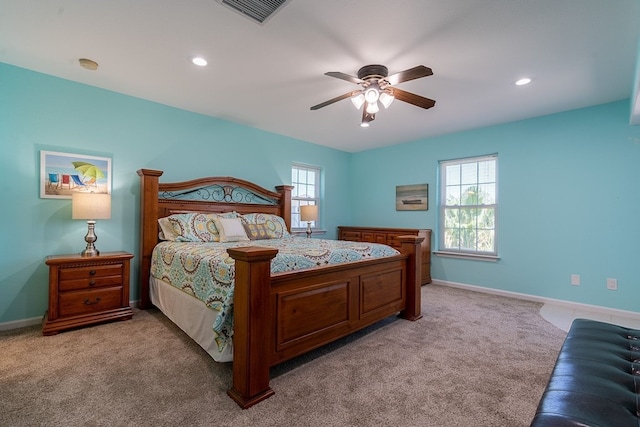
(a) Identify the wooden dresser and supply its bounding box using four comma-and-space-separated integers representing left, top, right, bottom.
338, 226, 432, 285
42, 251, 134, 335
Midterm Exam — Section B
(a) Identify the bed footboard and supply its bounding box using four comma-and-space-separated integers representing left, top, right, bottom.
226, 236, 423, 409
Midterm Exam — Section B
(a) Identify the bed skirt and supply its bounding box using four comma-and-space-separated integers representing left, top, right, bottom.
150, 276, 233, 362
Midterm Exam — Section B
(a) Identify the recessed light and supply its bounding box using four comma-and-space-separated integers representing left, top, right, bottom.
515, 78, 532, 86
192, 57, 208, 67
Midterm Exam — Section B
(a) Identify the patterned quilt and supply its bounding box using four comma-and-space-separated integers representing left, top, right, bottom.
150, 237, 400, 352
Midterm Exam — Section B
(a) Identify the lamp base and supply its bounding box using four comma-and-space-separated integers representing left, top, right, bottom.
81, 247, 100, 257
306, 222, 312, 238
81, 220, 100, 257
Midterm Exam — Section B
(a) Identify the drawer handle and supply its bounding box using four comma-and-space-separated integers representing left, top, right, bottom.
84, 297, 101, 305
89, 280, 96, 286
89, 270, 97, 276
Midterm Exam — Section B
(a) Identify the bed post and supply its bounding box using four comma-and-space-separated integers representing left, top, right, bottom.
226, 246, 279, 409
275, 185, 293, 231
136, 169, 163, 309
399, 235, 424, 321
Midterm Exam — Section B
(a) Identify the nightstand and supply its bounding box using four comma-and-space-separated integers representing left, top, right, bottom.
42, 251, 134, 335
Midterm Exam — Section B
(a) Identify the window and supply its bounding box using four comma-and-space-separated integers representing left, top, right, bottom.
439, 154, 497, 256
291, 163, 321, 230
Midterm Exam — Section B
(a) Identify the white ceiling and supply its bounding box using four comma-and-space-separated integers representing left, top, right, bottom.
1, 0, 639, 152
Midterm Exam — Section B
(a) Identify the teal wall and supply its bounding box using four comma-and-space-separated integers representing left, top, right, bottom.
2, 60, 639, 326
0, 62, 351, 325
350, 100, 640, 312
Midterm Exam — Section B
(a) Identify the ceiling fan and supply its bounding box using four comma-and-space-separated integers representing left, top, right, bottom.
310, 64, 436, 127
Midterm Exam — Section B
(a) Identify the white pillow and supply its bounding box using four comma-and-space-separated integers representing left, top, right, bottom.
214, 217, 250, 242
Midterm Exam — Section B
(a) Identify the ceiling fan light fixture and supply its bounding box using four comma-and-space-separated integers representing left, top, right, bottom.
364, 87, 379, 104
366, 101, 379, 114
351, 93, 365, 110
379, 91, 394, 108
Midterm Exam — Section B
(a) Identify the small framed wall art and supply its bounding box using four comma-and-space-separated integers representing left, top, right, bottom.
396, 184, 428, 211
40, 150, 112, 199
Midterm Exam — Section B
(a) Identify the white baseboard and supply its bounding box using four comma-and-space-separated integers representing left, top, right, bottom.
3, 289, 637, 332
1, 300, 141, 332
432, 279, 640, 321
0, 316, 42, 331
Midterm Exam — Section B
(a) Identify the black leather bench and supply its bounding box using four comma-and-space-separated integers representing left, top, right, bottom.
531, 318, 640, 426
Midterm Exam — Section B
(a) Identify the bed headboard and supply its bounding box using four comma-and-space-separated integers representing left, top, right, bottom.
136, 168, 293, 308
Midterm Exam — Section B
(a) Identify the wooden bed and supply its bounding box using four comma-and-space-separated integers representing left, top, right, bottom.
137, 169, 424, 408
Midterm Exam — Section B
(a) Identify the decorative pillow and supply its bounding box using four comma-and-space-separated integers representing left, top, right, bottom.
214, 217, 250, 242
158, 212, 237, 242
242, 222, 278, 240
158, 217, 179, 241
240, 213, 290, 238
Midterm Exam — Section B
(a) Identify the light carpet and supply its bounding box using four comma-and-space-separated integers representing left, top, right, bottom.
0, 284, 567, 427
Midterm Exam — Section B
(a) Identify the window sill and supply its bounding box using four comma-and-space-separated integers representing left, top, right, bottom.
433, 251, 500, 262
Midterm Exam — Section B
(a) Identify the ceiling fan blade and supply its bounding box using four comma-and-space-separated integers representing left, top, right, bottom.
325, 72, 363, 84
385, 65, 433, 86
310, 90, 361, 110
391, 88, 436, 109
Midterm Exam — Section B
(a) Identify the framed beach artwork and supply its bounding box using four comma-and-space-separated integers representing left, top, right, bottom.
40, 151, 112, 199
396, 184, 428, 211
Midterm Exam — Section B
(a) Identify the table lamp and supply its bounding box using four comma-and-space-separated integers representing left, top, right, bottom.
300, 205, 318, 238
72, 192, 111, 256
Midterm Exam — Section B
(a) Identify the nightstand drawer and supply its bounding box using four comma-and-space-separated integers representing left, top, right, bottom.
59, 274, 122, 291
59, 264, 123, 281
59, 288, 123, 317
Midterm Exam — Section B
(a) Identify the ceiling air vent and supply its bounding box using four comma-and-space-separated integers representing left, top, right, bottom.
216, 0, 291, 25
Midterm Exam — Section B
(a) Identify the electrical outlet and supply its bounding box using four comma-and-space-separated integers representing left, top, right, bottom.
571, 274, 580, 286
606, 278, 617, 290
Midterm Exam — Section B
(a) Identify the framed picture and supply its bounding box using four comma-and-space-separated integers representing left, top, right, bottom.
40, 151, 112, 199
396, 184, 428, 211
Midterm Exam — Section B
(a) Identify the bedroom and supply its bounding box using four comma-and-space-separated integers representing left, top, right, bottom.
1, 0, 640, 423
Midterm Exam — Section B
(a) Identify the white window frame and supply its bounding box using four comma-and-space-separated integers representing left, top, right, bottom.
291, 163, 321, 231
437, 154, 498, 260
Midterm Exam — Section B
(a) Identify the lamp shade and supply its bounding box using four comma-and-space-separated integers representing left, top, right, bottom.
351, 93, 365, 110
365, 101, 379, 114
300, 205, 318, 222
379, 91, 395, 108
72, 193, 111, 220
